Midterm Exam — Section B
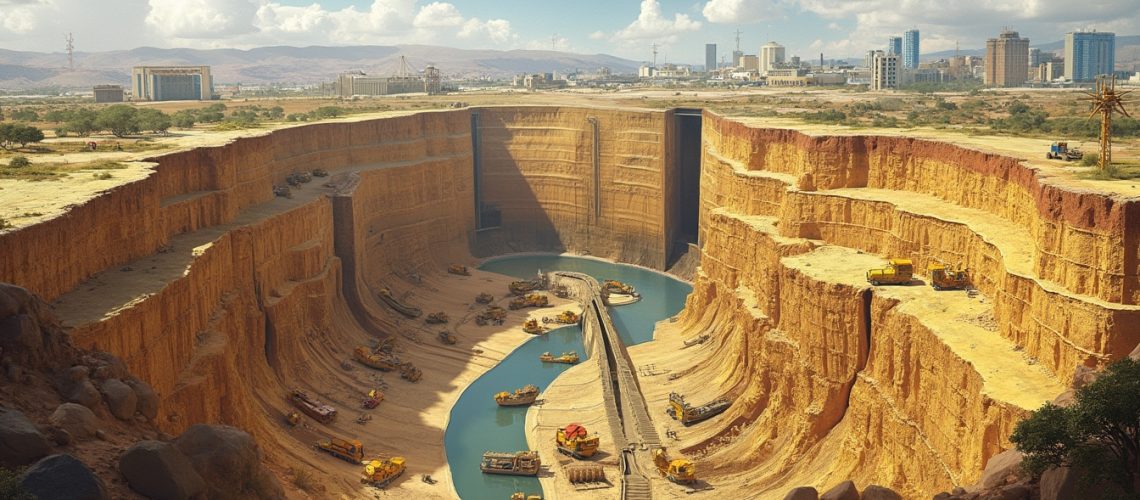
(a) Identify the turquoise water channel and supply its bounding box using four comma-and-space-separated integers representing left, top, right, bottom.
444, 255, 692, 499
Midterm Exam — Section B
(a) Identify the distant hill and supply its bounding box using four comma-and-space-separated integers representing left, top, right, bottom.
0, 45, 641, 90
924, 35, 1140, 69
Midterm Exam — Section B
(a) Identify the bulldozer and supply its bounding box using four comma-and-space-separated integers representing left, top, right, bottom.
543, 310, 580, 325
1046, 142, 1084, 161
447, 264, 470, 276
316, 437, 365, 464
509, 293, 549, 310
866, 258, 914, 286
361, 389, 384, 409
425, 312, 449, 324
652, 448, 696, 484
475, 306, 507, 326
555, 423, 600, 459
522, 318, 546, 335
927, 260, 970, 291
361, 456, 406, 488
511, 493, 543, 500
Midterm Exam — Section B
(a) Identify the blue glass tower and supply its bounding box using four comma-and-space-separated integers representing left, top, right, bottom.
903, 29, 920, 69
888, 36, 902, 56
1065, 32, 1115, 82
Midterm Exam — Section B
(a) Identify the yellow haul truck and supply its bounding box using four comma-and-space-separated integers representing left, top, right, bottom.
866, 259, 914, 286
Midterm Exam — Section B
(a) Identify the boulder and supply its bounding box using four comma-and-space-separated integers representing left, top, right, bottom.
100, 378, 138, 420
980, 449, 1023, 488
126, 378, 159, 421
67, 379, 102, 410
45, 427, 71, 447
19, 454, 107, 500
784, 486, 819, 500
49, 403, 98, 440
933, 493, 952, 500
67, 365, 90, 382
175, 424, 284, 499
0, 406, 51, 466
862, 485, 903, 500
119, 440, 207, 500
1038, 467, 1116, 500
987, 484, 1029, 500
1052, 389, 1076, 407
821, 480, 860, 500
1071, 365, 1099, 389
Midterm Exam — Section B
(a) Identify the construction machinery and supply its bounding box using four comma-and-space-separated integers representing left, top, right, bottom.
543, 310, 580, 325
866, 258, 914, 286
653, 448, 696, 484
316, 437, 364, 464
551, 284, 570, 299
555, 423, 600, 459
475, 306, 507, 326
565, 465, 605, 484
361, 389, 384, 409
289, 390, 337, 424
438, 331, 457, 345
602, 280, 638, 296
666, 392, 731, 426
509, 293, 549, 310
494, 384, 540, 406
361, 457, 406, 488
1082, 75, 1133, 171
511, 493, 543, 500
1046, 142, 1084, 161
399, 363, 422, 383
480, 451, 541, 476
522, 318, 546, 335
682, 334, 710, 348
425, 312, 449, 324
539, 351, 579, 364
448, 264, 471, 276
475, 292, 494, 304
509, 280, 542, 296
377, 288, 422, 318
927, 260, 970, 291
285, 411, 301, 427
353, 346, 400, 372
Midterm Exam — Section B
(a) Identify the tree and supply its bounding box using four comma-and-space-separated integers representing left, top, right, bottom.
10, 109, 38, 122
64, 109, 98, 136
171, 110, 196, 129
1011, 358, 1140, 495
135, 108, 171, 134
96, 105, 139, 137
0, 124, 44, 150
265, 106, 284, 120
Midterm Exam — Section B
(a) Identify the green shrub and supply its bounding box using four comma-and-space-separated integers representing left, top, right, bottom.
8, 156, 30, 168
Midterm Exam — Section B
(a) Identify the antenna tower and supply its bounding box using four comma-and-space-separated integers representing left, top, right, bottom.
1082, 75, 1133, 171
65, 33, 74, 71
397, 55, 412, 78
651, 43, 658, 67
734, 29, 743, 52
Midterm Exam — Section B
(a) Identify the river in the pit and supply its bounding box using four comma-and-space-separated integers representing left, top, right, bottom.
444, 255, 692, 499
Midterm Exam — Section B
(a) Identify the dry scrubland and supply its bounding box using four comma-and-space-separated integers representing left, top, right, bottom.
0, 88, 1136, 499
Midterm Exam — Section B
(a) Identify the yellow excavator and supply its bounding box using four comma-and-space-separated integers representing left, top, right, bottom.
653, 448, 696, 484
360, 456, 406, 488
927, 260, 970, 290
316, 437, 364, 464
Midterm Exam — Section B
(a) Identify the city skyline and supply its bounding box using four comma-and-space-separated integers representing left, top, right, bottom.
0, 0, 1135, 66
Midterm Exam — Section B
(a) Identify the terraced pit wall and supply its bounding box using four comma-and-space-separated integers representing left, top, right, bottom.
678, 110, 1140, 496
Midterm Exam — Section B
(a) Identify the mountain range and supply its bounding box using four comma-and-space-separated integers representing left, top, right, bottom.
0, 44, 641, 90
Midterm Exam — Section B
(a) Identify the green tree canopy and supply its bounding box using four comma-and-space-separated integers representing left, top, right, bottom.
95, 105, 139, 137
0, 123, 45, 150
136, 108, 171, 134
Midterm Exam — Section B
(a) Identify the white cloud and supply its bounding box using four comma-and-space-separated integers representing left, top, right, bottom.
145, 0, 259, 39
458, 18, 514, 44
414, 2, 464, 28
0, 6, 38, 33
702, 0, 782, 24
589, 30, 606, 41
615, 0, 701, 41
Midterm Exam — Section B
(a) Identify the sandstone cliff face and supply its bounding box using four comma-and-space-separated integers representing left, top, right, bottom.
653, 112, 1138, 497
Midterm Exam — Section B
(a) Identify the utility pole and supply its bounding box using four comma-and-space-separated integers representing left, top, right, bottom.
734, 29, 743, 52
65, 33, 74, 71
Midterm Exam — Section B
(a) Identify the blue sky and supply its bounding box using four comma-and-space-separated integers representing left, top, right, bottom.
0, 0, 1134, 64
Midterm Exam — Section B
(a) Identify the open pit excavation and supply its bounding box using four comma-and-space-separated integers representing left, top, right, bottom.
0, 104, 1138, 499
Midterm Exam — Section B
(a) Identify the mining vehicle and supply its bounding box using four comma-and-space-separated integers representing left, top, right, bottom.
475, 292, 494, 304
448, 264, 471, 276
316, 437, 364, 464
425, 312, 449, 324
311, 168, 329, 177
494, 384, 540, 406
522, 318, 546, 335
539, 351, 579, 364
543, 310, 580, 325
377, 288, 423, 318
509, 293, 549, 310
285, 411, 301, 427
353, 346, 400, 371
653, 448, 696, 484
289, 390, 337, 424
1046, 142, 1084, 161
361, 389, 384, 409
475, 306, 507, 326
927, 260, 970, 290
480, 451, 541, 476
551, 284, 570, 299
666, 392, 731, 426
511, 493, 543, 500
399, 363, 422, 382
866, 258, 914, 286
508, 280, 542, 296
361, 456, 406, 488
555, 423, 600, 459
438, 331, 457, 345
602, 280, 638, 296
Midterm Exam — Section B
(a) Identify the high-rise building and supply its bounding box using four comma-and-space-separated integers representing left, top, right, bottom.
1064, 31, 1115, 82
740, 55, 760, 72
759, 42, 785, 76
984, 30, 1030, 87
903, 29, 920, 69
888, 36, 903, 56
732, 50, 744, 68
131, 66, 213, 101
706, 44, 717, 72
871, 51, 899, 90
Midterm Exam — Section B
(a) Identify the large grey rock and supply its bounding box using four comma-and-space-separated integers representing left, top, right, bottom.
126, 378, 159, 421
1071, 365, 1099, 389
862, 485, 903, 500
175, 424, 284, 499
100, 378, 137, 420
783, 486, 818, 500
119, 440, 207, 500
986, 484, 1029, 500
89, 352, 128, 380
821, 480, 860, 500
20, 454, 107, 500
67, 379, 102, 410
980, 449, 1023, 489
49, 403, 98, 440
0, 406, 50, 466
